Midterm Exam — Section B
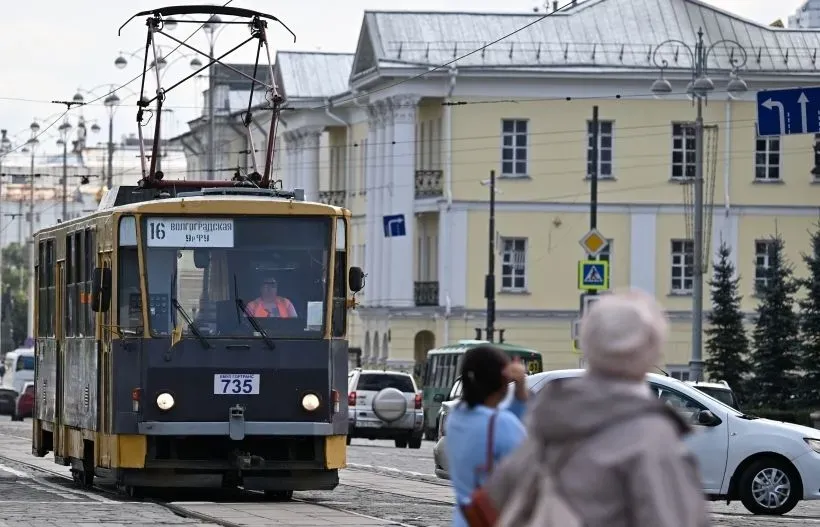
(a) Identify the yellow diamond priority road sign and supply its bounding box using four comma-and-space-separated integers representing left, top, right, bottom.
579, 228, 608, 258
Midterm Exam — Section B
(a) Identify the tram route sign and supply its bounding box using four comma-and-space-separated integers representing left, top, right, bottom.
145, 217, 234, 248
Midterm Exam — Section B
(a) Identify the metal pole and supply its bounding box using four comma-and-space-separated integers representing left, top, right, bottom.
27, 146, 35, 340
207, 41, 216, 180
62, 138, 68, 221
0, 140, 5, 355
107, 113, 114, 189
690, 34, 706, 383
589, 105, 600, 303
485, 169, 496, 343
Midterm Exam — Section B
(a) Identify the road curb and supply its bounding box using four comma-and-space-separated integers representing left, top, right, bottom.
345, 463, 451, 487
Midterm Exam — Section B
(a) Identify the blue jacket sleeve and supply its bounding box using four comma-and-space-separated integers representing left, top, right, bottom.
492, 410, 526, 461
501, 397, 527, 421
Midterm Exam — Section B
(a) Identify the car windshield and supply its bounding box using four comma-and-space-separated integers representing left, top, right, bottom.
138, 216, 331, 339
357, 373, 415, 393
16, 356, 34, 371
693, 386, 736, 407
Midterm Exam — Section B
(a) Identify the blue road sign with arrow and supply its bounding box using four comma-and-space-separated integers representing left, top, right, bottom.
383, 214, 406, 237
757, 87, 820, 137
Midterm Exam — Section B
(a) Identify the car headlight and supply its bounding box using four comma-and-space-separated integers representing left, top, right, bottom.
804, 438, 820, 454
302, 393, 320, 411
156, 392, 175, 411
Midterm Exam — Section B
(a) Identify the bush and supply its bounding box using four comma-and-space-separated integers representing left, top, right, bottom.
747, 407, 815, 427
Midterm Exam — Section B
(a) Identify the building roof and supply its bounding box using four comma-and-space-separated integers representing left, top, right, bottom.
350, 0, 820, 79
274, 51, 355, 100
213, 63, 272, 90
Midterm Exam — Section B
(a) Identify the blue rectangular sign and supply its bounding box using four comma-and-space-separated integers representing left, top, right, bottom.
383, 214, 406, 238
757, 87, 820, 137
577, 260, 609, 291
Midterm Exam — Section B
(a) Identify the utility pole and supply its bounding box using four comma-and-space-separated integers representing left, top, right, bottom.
0, 129, 8, 355
61, 134, 68, 221
207, 41, 216, 181
27, 143, 35, 341
690, 33, 707, 383
485, 169, 497, 343
107, 113, 115, 189
589, 105, 600, 295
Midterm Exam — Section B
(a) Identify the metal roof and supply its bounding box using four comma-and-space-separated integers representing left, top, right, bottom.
274, 51, 355, 100
351, 0, 820, 78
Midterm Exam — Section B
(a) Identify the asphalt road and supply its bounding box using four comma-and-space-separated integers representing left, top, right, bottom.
1, 417, 819, 526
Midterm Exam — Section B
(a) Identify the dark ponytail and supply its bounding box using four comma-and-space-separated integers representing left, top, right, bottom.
460, 345, 510, 408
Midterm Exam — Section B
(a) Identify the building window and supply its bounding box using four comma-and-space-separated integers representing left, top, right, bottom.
667, 365, 690, 382
587, 120, 614, 178
670, 239, 694, 294
501, 237, 527, 291
501, 119, 528, 177
755, 136, 781, 181
671, 123, 695, 179
754, 239, 776, 294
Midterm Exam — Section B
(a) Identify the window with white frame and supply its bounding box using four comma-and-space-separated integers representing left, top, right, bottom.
670, 239, 694, 294
501, 119, 528, 177
755, 136, 781, 181
667, 365, 691, 382
587, 120, 614, 179
671, 123, 696, 179
501, 237, 527, 291
754, 239, 776, 294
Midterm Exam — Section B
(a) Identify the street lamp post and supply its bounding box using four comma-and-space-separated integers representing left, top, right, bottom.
26, 121, 39, 341
0, 129, 12, 353
57, 119, 72, 221
650, 28, 749, 382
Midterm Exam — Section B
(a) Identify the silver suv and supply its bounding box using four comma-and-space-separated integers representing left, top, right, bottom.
347, 369, 424, 449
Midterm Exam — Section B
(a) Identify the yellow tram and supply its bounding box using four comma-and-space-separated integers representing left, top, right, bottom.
31, 184, 364, 497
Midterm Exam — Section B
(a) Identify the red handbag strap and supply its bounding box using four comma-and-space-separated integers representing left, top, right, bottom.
485, 411, 498, 472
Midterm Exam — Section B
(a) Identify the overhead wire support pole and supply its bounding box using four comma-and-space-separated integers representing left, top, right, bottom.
588, 105, 599, 298
485, 169, 496, 343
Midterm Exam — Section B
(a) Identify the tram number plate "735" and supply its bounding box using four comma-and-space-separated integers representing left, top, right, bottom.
213, 374, 260, 395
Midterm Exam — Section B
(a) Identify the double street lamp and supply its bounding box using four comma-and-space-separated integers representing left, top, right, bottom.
650, 28, 749, 382
56, 117, 100, 220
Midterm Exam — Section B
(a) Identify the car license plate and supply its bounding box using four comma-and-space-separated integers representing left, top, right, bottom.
357, 421, 381, 428
213, 374, 260, 395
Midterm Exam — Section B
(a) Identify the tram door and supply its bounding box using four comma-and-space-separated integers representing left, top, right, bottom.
54, 261, 64, 456
97, 253, 113, 468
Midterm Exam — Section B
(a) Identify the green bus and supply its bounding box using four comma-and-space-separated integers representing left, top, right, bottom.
420, 340, 543, 440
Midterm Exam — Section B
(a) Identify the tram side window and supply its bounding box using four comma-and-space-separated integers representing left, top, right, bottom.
65, 233, 76, 337
331, 249, 346, 337
37, 239, 56, 338
83, 229, 95, 336
118, 247, 143, 330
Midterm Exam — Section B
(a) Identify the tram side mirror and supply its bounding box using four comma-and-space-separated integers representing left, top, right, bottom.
91, 267, 112, 313
193, 249, 209, 269
349, 267, 365, 292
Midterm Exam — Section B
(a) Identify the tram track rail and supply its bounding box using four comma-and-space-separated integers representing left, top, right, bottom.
0, 448, 416, 527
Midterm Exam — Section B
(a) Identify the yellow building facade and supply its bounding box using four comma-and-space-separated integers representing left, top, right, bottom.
210, 0, 820, 379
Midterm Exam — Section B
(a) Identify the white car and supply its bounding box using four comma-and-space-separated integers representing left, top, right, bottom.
434, 369, 820, 516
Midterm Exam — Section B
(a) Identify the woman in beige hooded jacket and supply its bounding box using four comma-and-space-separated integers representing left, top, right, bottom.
483, 289, 711, 527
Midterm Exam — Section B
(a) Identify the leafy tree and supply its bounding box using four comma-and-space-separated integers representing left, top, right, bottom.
704, 242, 751, 401
1, 242, 30, 355
750, 235, 802, 409
799, 222, 820, 407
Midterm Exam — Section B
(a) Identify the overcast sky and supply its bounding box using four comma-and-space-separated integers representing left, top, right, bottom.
0, 0, 805, 160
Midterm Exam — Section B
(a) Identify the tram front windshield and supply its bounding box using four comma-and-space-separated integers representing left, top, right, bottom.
138, 216, 330, 339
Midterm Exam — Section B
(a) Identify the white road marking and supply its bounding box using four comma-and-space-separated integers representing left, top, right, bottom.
0, 464, 29, 478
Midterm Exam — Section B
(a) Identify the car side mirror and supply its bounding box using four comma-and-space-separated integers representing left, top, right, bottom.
697, 409, 721, 427
90, 267, 112, 313
433, 393, 445, 403
349, 266, 365, 292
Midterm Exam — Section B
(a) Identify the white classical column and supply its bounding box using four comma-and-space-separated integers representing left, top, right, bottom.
380, 98, 395, 307
283, 132, 296, 189
388, 95, 419, 307
372, 104, 387, 306
302, 127, 323, 202
364, 107, 379, 306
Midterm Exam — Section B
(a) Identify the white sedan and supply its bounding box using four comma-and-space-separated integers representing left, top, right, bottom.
434, 369, 820, 516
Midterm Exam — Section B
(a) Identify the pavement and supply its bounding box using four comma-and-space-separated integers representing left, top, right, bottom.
1, 418, 820, 525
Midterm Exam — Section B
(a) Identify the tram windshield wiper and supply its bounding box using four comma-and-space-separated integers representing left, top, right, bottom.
235, 297, 275, 350
171, 298, 210, 349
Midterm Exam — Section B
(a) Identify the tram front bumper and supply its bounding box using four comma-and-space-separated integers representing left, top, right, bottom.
137, 420, 333, 436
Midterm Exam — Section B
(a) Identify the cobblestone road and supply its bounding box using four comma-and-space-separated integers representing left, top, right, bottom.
2, 418, 820, 526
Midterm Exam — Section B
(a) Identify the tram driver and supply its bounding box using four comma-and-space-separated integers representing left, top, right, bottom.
244, 275, 298, 318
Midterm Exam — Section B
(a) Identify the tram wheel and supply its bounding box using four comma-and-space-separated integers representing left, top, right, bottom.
264, 490, 293, 501
122, 485, 144, 499
71, 468, 93, 488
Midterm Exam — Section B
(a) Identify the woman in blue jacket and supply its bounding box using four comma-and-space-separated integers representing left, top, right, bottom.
444, 345, 528, 527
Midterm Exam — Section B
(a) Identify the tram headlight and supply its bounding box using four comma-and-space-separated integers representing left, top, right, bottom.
156, 392, 175, 411
301, 393, 320, 412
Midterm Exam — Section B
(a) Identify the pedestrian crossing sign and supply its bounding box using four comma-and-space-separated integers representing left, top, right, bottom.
578, 260, 609, 291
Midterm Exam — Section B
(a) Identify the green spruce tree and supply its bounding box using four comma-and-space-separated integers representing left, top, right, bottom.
799, 222, 820, 407
704, 242, 750, 401
750, 235, 802, 409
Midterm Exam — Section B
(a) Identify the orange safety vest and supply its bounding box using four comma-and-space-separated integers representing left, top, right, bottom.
246, 297, 291, 318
